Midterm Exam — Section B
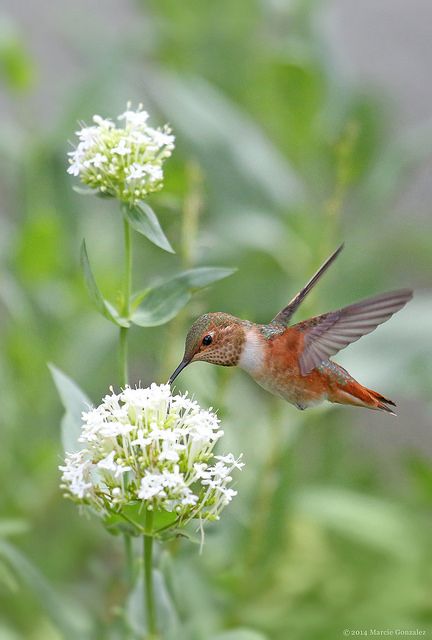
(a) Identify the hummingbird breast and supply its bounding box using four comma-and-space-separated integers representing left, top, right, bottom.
238, 325, 340, 408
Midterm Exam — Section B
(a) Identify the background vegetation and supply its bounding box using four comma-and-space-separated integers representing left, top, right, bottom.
1, 1, 431, 638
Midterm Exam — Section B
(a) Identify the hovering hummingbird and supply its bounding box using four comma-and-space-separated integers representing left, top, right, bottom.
169, 245, 412, 415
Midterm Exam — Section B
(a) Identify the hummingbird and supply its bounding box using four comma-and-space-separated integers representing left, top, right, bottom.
169, 245, 412, 415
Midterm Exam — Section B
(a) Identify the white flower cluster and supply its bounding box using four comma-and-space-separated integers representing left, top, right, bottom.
59, 385, 243, 532
67, 104, 175, 205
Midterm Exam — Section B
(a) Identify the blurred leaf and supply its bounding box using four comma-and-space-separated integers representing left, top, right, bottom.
408, 454, 432, 503
72, 186, 96, 196
0, 519, 29, 538
210, 630, 268, 640
0, 540, 90, 639
295, 486, 420, 561
132, 266, 235, 327
175, 266, 237, 289
80, 240, 129, 327
0, 275, 34, 322
48, 364, 91, 452
145, 71, 303, 208
132, 279, 190, 327
127, 570, 179, 638
123, 202, 175, 253
0, 559, 19, 592
0, 18, 35, 92
358, 118, 432, 211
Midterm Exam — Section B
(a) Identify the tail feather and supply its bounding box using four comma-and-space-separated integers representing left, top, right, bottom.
331, 381, 397, 416
368, 389, 397, 416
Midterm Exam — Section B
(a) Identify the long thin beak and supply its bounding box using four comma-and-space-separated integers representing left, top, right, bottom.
168, 359, 190, 385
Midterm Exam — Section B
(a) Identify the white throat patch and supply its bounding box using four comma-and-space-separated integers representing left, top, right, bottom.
238, 328, 265, 375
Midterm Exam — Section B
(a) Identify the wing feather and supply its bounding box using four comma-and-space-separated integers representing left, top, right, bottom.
271, 244, 344, 326
296, 289, 413, 375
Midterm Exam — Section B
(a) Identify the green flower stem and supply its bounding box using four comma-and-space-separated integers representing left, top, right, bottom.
123, 216, 133, 316
119, 327, 129, 388
124, 534, 134, 587
120, 215, 134, 619
144, 510, 157, 637
119, 216, 132, 387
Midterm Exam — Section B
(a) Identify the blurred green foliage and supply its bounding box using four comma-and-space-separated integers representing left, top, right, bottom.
0, 1, 432, 639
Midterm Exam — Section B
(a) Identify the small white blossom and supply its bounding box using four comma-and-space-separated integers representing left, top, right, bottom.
60, 384, 243, 534
67, 103, 175, 205
91, 153, 107, 169
126, 162, 146, 182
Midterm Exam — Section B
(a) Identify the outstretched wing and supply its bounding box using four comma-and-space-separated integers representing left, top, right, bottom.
271, 244, 344, 326
295, 289, 413, 376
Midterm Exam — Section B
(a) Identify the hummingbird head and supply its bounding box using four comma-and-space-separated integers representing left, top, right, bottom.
169, 312, 247, 384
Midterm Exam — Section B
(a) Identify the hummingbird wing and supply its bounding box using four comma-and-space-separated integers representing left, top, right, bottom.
295, 289, 413, 375
271, 244, 344, 326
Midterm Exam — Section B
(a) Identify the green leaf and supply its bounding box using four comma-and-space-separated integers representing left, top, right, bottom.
72, 185, 95, 196
104, 505, 178, 537
175, 266, 237, 289
0, 558, 19, 592
123, 202, 174, 253
132, 279, 191, 327
0, 519, 29, 538
0, 540, 91, 639
48, 364, 91, 452
127, 570, 179, 638
0, 20, 35, 93
132, 267, 235, 327
80, 240, 129, 327
144, 72, 303, 209
210, 630, 268, 640
294, 487, 420, 561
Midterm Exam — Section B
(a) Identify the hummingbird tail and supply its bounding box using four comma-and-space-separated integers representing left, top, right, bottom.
331, 381, 397, 416
365, 389, 397, 416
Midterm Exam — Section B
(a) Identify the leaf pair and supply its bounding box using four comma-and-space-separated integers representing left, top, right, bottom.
132, 266, 236, 327
81, 240, 235, 328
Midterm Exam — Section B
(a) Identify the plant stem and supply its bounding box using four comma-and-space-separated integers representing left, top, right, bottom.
124, 534, 134, 587
144, 509, 157, 637
119, 217, 132, 387
120, 215, 134, 629
119, 327, 129, 387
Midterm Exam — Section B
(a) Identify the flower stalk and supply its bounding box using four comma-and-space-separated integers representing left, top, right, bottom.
144, 510, 157, 637
119, 216, 132, 387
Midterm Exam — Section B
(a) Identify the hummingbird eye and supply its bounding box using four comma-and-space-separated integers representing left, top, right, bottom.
202, 334, 213, 346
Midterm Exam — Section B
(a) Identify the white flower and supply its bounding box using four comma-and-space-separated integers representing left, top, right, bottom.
90, 153, 107, 168
138, 473, 167, 500
59, 452, 93, 499
67, 103, 175, 205
118, 107, 149, 127
59, 384, 243, 532
126, 162, 146, 181
112, 138, 131, 156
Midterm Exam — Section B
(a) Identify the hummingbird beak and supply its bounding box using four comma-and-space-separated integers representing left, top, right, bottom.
168, 359, 190, 385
